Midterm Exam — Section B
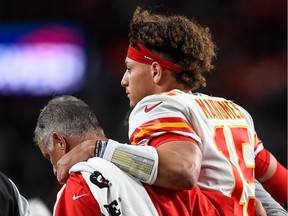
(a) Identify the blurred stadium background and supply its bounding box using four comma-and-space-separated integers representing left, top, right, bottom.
0, 0, 286, 211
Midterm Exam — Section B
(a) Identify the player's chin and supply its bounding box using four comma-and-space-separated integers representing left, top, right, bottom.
129, 102, 135, 109
129, 96, 143, 108
129, 98, 136, 108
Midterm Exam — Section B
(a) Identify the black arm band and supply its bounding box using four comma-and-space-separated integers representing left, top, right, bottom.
94, 140, 101, 157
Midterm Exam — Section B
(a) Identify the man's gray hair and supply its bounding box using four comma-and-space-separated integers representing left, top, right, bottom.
34, 95, 104, 149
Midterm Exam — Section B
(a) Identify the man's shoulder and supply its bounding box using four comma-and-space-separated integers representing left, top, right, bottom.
66, 172, 85, 187
0, 171, 18, 200
0, 171, 11, 188
0, 172, 21, 216
57, 172, 91, 202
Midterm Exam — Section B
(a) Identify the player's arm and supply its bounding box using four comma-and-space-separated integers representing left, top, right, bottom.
255, 148, 288, 204
153, 139, 202, 189
102, 138, 201, 190
56, 140, 96, 184
56, 138, 201, 190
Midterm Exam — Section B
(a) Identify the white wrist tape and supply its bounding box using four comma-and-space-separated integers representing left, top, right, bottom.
102, 139, 158, 185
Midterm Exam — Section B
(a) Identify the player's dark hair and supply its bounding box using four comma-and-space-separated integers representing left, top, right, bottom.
128, 7, 217, 91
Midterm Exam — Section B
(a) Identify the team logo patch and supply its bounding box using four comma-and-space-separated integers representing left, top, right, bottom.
90, 171, 111, 189
72, 194, 88, 200
104, 200, 121, 216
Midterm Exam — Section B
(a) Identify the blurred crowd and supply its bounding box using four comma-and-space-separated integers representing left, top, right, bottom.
0, 0, 286, 212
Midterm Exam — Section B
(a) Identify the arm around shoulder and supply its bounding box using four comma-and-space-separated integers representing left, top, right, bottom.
56, 139, 97, 184
154, 139, 202, 190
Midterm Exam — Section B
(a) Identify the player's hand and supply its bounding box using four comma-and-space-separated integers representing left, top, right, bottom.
56, 139, 96, 184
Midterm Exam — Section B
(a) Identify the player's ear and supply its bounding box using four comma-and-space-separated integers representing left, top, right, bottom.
52, 132, 67, 153
151, 62, 163, 84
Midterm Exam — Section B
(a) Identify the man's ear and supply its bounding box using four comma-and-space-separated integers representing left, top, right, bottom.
52, 132, 67, 153
151, 62, 163, 84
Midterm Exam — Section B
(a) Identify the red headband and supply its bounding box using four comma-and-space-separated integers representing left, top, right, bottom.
127, 43, 182, 72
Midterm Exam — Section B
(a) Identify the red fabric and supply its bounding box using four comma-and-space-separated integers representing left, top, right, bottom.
54, 172, 102, 216
261, 162, 288, 204
143, 184, 235, 216
255, 148, 270, 179
201, 189, 237, 216
127, 43, 182, 72
148, 134, 236, 215
149, 133, 199, 148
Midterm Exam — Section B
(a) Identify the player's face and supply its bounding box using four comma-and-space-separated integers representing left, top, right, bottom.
37, 139, 65, 176
122, 57, 156, 107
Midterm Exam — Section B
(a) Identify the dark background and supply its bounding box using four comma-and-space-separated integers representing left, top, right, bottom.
0, 0, 286, 211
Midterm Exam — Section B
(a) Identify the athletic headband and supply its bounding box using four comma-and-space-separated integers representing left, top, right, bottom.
127, 43, 182, 72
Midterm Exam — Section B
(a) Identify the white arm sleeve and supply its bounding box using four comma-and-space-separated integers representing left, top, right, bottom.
102, 139, 158, 185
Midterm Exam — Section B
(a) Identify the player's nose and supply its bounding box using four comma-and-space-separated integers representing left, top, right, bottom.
121, 71, 129, 87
